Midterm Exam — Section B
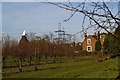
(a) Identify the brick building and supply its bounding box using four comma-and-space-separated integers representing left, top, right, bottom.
82, 33, 98, 52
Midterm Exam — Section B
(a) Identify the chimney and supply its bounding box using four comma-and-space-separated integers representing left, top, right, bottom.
94, 32, 97, 36
84, 32, 87, 37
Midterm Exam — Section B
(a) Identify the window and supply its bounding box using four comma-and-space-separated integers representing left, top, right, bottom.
87, 39, 91, 44
87, 46, 92, 52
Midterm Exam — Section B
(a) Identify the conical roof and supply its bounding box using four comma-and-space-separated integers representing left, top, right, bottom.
19, 30, 29, 45
19, 36, 29, 45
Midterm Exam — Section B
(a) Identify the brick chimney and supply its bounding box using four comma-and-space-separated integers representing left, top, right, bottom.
84, 32, 87, 38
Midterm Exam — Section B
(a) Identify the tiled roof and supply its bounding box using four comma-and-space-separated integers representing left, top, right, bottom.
18, 35, 29, 46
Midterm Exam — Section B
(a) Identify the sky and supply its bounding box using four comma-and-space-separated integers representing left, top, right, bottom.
0, 2, 2, 41
2, 2, 119, 42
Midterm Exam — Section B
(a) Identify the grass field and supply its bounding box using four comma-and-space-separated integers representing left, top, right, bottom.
2, 57, 119, 78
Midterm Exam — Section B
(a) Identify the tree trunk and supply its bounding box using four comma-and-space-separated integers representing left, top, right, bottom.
60, 55, 63, 63
53, 54, 56, 63
18, 59, 22, 72
34, 56, 38, 71
37, 56, 41, 65
45, 54, 48, 64
28, 56, 32, 66
2, 57, 5, 68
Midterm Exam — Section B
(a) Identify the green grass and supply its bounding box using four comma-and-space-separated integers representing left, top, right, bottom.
3, 57, 119, 78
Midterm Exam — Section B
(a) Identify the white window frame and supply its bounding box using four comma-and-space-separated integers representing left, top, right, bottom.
87, 46, 92, 52
87, 39, 91, 44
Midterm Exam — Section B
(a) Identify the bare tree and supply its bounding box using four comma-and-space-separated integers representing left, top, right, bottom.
33, 36, 42, 70
45, 1, 120, 41
2, 35, 11, 68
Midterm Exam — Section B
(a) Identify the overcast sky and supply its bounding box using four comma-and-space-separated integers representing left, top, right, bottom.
2, 2, 118, 41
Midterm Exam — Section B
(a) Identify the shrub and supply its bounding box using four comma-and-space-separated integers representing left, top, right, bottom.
81, 50, 91, 56
104, 34, 120, 55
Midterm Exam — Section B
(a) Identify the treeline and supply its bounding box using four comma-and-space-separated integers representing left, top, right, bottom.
2, 26, 120, 72
2, 34, 82, 72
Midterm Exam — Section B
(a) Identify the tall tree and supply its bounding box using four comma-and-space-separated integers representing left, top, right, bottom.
46, 1, 120, 41
2, 35, 11, 68
104, 26, 120, 55
95, 40, 101, 52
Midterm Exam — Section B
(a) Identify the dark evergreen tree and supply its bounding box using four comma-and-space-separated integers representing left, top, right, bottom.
95, 31, 101, 51
95, 40, 101, 51
104, 26, 120, 55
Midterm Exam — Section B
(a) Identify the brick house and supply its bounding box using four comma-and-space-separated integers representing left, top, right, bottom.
82, 33, 98, 52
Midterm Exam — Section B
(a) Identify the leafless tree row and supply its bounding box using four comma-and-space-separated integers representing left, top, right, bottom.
2, 34, 81, 72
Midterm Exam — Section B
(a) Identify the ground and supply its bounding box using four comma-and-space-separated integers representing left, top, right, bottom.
2, 57, 119, 78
